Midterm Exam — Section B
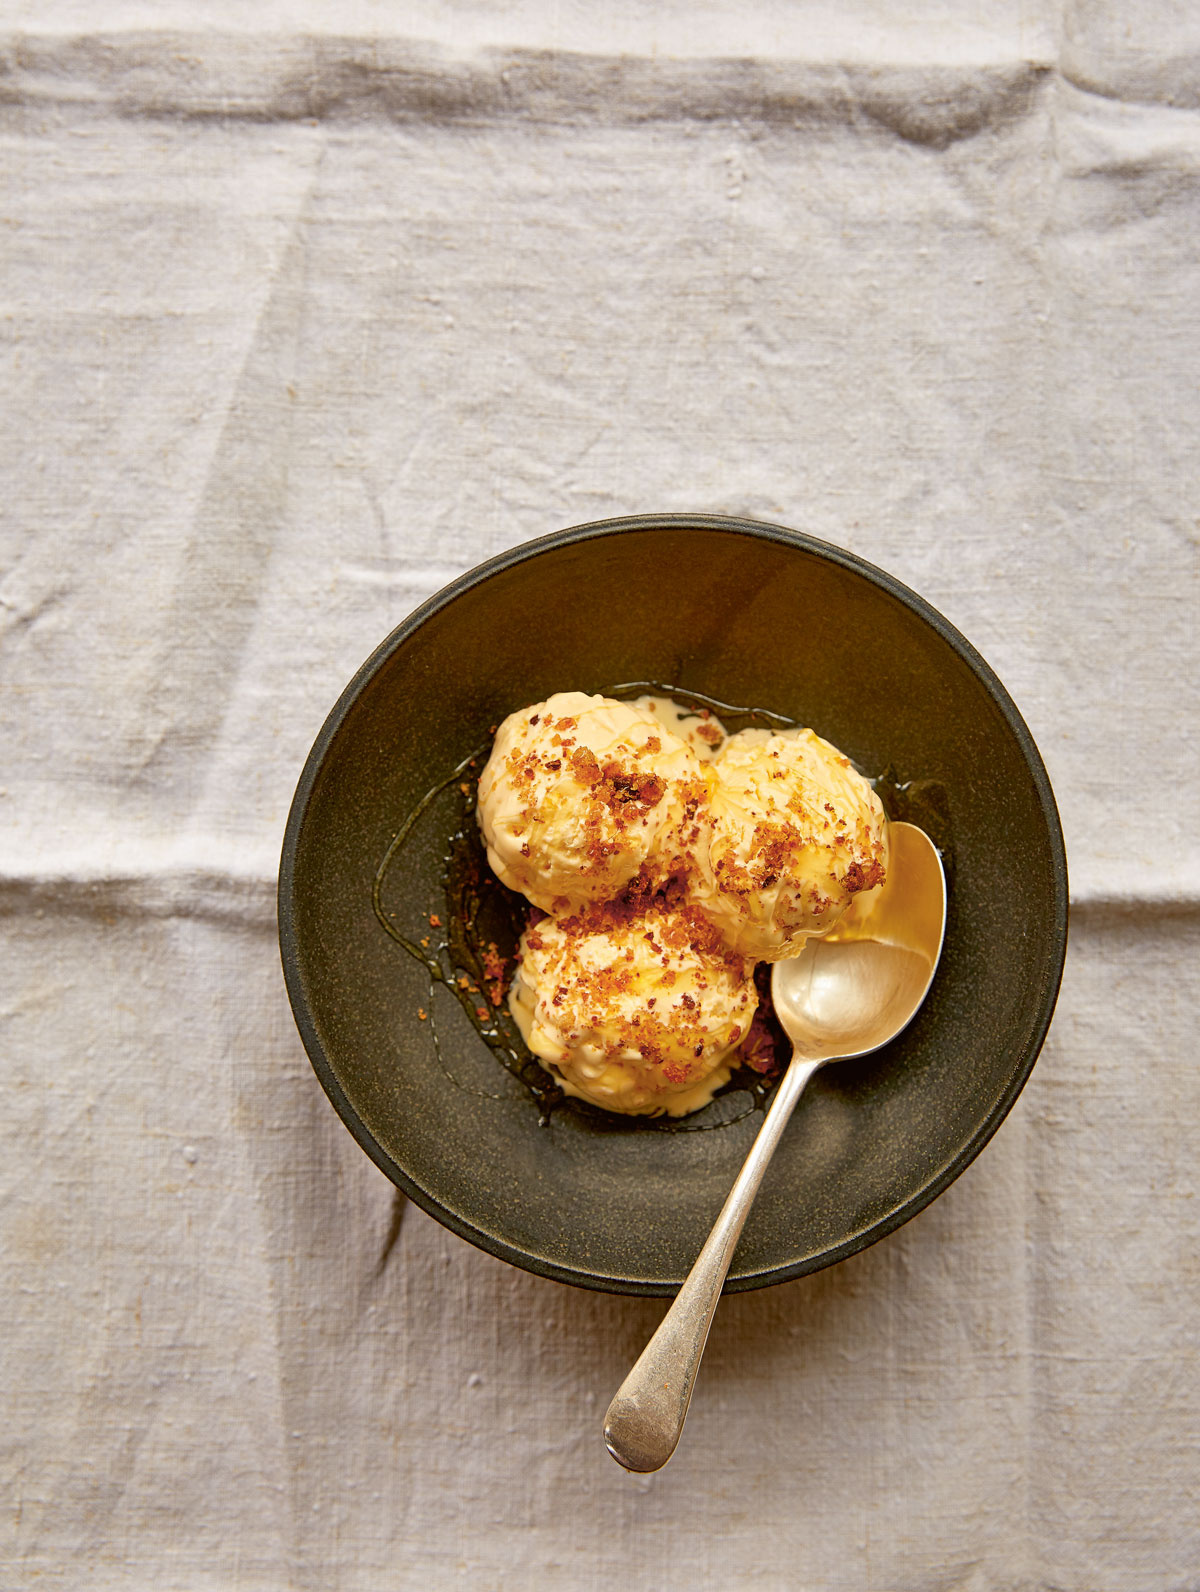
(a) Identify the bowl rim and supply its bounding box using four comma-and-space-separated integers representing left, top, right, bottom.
278, 513, 1069, 1295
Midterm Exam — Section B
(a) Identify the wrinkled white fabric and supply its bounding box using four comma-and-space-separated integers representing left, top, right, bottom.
2, 4, 1197, 1588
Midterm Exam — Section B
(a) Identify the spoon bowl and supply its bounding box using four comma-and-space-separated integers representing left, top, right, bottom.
775, 820, 947, 1060
603, 821, 947, 1473
776, 938, 936, 1058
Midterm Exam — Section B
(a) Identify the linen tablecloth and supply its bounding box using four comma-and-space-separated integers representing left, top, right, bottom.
3, 3, 1197, 1587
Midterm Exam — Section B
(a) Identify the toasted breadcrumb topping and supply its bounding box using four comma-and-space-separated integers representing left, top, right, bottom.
476, 697, 889, 1110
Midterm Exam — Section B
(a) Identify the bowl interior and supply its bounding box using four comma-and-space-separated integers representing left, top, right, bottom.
279, 518, 1067, 1294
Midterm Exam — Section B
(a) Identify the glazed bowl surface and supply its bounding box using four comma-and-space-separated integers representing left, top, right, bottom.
278, 515, 1067, 1295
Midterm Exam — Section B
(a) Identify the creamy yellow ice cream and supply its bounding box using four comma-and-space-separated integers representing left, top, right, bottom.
476, 692, 706, 914
508, 900, 757, 1116
474, 693, 889, 1117
689, 727, 888, 961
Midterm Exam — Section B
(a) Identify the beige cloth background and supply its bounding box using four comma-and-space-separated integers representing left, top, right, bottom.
2, 3, 1197, 1587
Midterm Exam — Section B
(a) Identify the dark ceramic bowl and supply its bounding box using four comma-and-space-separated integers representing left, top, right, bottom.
279, 515, 1067, 1295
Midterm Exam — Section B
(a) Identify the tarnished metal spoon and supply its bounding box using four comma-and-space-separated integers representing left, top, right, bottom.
603, 821, 947, 1473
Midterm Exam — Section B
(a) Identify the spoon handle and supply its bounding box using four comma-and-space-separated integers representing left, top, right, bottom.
603, 1053, 825, 1473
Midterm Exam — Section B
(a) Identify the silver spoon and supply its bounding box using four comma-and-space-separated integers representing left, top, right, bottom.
603, 821, 946, 1473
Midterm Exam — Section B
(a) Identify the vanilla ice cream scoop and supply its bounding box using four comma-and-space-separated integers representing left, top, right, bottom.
508, 901, 757, 1116
476, 692, 706, 914
690, 727, 888, 961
